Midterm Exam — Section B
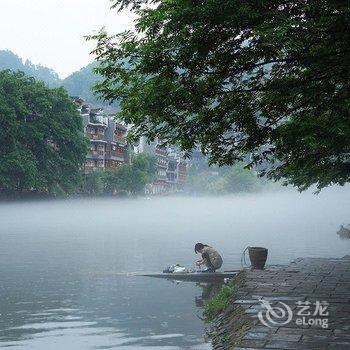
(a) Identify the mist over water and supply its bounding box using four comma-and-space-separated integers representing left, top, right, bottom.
0, 187, 349, 349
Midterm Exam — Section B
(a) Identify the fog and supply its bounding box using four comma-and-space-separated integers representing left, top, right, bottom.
0, 187, 349, 349
1, 187, 349, 274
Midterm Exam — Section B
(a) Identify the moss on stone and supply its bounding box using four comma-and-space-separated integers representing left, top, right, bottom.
203, 280, 237, 322
206, 271, 253, 349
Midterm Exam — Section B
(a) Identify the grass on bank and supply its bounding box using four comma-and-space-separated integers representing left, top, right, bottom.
203, 281, 237, 322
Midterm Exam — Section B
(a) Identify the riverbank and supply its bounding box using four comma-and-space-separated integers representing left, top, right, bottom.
208, 256, 350, 349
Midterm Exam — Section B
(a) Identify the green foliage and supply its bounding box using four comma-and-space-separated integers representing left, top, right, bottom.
0, 70, 88, 196
62, 62, 100, 103
0, 50, 60, 87
203, 281, 237, 322
62, 62, 120, 108
80, 153, 156, 196
0, 50, 117, 107
223, 166, 261, 193
103, 166, 131, 195
131, 152, 156, 182
102, 153, 156, 195
187, 158, 264, 195
81, 171, 105, 195
88, 0, 350, 191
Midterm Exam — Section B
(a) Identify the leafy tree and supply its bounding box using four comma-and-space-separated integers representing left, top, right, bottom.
0, 70, 88, 196
88, 0, 350, 191
102, 153, 156, 195
187, 158, 262, 195
103, 167, 128, 195
81, 171, 105, 195
131, 153, 156, 179
223, 166, 260, 193
129, 153, 156, 194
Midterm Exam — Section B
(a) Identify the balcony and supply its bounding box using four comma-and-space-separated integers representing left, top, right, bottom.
157, 163, 168, 169
166, 176, 177, 183
157, 173, 167, 181
87, 133, 105, 141
105, 151, 125, 162
115, 136, 126, 144
87, 150, 105, 159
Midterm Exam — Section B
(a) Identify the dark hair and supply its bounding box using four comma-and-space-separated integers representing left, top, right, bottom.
194, 242, 208, 253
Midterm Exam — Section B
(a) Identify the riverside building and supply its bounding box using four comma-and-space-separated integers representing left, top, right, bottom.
72, 97, 128, 172
73, 97, 187, 192
136, 137, 188, 194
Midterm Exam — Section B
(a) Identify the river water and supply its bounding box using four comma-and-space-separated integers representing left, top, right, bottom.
0, 188, 349, 349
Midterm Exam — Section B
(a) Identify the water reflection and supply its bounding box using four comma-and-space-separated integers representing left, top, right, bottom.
195, 283, 223, 308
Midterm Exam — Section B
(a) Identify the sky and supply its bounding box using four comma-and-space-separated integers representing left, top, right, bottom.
0, 0, 135, 78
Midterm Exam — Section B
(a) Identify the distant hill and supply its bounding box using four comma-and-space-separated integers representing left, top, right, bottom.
0, 50, 60, 87
0, 50, 119, 109
62, 62, 119, 108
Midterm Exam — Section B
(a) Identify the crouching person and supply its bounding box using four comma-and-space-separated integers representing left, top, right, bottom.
195, 243, 223, 272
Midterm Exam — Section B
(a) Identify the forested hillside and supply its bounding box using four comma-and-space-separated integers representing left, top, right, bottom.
0, 50, 118, 107
0, 50, 60, 87
62, 62, 100, 103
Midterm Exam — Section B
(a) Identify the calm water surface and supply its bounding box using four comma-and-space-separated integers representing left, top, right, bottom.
0, 188, 349, 349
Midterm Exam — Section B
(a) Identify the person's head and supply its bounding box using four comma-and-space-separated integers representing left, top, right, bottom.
194, 242, 206, 254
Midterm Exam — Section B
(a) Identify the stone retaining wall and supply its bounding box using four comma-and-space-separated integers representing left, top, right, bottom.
209, 256, 350, 349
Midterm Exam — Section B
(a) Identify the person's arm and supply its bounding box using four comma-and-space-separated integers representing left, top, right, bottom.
196, 259, 204, 266
196, 252, 209, 266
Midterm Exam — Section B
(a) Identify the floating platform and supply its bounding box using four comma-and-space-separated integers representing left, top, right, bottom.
140, 271, 239, 282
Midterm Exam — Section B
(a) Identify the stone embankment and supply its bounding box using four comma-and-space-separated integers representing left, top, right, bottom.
209, 256, 350, 350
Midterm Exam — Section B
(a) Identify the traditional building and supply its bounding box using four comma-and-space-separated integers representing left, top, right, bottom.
72, 97, 128, 172
167, 147, 188, 192
72, 97, 187, 193
153, 145, 168, 194
166, 155, 178, 192
104, 120, 128, 169
136, 137, 188, 194
177, 160, 188, 190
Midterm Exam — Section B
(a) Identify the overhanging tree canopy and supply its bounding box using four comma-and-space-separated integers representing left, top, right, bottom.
88, 0, 350, 190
